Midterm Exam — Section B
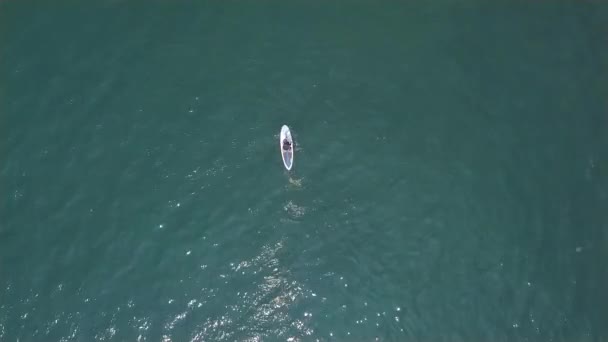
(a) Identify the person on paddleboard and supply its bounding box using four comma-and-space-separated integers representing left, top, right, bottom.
282, 139, 292, 151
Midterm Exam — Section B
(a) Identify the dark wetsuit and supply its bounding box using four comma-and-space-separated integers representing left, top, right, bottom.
283, 140, 291, 151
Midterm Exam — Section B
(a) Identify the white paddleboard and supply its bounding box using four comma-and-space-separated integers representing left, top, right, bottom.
280, 125, 294, 170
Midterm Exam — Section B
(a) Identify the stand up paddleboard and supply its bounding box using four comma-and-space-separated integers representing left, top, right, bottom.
280, 125, 294, 170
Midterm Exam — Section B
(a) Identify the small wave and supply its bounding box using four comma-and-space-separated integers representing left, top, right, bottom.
288, 177, 303, 188
284, 201, 306, 219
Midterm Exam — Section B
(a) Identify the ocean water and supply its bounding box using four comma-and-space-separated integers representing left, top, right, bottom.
1, 2, 607, 341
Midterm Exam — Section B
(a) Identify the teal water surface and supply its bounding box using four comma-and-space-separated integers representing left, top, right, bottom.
1, 2, 608, 341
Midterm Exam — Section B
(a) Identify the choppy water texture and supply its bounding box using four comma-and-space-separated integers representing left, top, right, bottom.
1, 2, 608, 341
